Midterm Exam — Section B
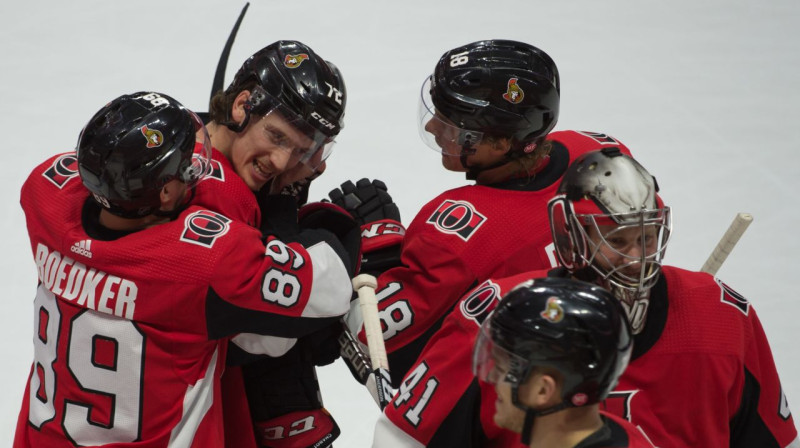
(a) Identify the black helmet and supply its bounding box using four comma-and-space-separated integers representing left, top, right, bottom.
77, 92, 211, 218
419, 39, 559, 156
473, 277, 632, 412
547, 147, 671, 334
226, 40, 346, 139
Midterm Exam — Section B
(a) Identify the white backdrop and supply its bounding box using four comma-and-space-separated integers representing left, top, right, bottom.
1, 0, 798, 445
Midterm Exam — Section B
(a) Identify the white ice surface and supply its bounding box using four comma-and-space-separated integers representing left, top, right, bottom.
1, 1, 798, 445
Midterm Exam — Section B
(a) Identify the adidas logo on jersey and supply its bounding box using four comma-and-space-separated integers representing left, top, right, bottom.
70, 239, 93, 258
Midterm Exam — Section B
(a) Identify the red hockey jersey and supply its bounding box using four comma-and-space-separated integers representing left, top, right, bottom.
193, 145, 261, 228
377, 265, 799, 447
376, 272, 654, 447
13, 152, 352, 448
363, 130, 633, 379
602, 266, 799, 447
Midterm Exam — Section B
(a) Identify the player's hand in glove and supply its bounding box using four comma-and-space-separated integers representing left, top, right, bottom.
328, 179, 405, 276
298, 201, 362, 277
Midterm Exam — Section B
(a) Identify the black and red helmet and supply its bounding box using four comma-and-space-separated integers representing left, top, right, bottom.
226, 40, 346, 139
419, 39, 559, 156
77, 92, 210, 218
473, 276, 632, 413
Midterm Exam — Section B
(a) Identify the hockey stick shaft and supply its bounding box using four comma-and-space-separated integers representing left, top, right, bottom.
352, 274, 392, 409
209, 2, 250, 104
700, 212, 753, 275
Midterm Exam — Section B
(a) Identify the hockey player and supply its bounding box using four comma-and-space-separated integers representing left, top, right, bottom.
13, 92, 356, 447
376, 147, 799, 447
332, 40, 632, 383
193, 41, 353, 448
472, 277, 653, 447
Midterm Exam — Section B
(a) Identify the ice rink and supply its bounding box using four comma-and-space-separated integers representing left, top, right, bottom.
1, 0, 798, 445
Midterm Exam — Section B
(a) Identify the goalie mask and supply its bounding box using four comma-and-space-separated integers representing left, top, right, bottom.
547, 147, 671, 334
472, 277, 632, 445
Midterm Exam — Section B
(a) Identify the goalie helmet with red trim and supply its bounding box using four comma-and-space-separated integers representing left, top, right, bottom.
472, 276, 632, 445
547, 147, 671, 334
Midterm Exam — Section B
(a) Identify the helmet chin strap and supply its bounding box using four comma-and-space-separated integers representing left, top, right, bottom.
516, 398, 571, 445
461, 149, 513, 181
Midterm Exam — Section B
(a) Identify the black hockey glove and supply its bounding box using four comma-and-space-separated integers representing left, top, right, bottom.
297, 201, 362, 277
242, 346, 340, 448
328, 178, 400, 225
298, 321, 346, 367
256, 191, 300, 238
328, 179, 405, 276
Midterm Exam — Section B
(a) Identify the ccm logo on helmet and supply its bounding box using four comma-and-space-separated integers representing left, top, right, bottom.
426, 199, 486, 241
181, 210, 231, 248
311, 112, 336, 130
43, 153, 79, 188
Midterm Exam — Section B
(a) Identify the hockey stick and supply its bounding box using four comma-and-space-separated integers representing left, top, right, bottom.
352, 274, 393, 410
209, 2, 250, 103
700, 212, 753, 276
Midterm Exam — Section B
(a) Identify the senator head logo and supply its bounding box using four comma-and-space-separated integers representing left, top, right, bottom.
502, 78, 524, 104
284, 53, 309, 69
540, 297, 564, 323
141, 125, 164, 148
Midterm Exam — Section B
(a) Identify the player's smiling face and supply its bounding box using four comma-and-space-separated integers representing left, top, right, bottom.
229, 111, 313, 191
588, 224, 659, 279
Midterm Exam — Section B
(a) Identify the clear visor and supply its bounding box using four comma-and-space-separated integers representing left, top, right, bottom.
472, 320, 527, 386
576, 208, 671, 295
185, 110, 214, 188
418, 75, 484, 156
248, 85, 336, 170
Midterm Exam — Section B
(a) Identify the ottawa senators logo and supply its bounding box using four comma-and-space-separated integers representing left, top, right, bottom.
460, 280, 501, 325
426, 199, 486, 241
42, 153, 79, 188
180, 210, 231, 248
502, 78, 524, 104
141, 125, 163, 148
284, 53, 309, 69
193, 155, 225, 182
540, 297, 564, 323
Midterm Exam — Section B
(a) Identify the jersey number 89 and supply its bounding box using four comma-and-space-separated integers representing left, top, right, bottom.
29, 285, 144, 444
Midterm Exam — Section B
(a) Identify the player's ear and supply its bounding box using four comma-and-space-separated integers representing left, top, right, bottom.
231, 90, 251, 124
159, 180, 186, 210
520, 373, 559, 407
487, 137, 512, 156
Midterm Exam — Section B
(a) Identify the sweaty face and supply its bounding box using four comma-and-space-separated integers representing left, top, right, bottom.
229, 112, 315, 191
